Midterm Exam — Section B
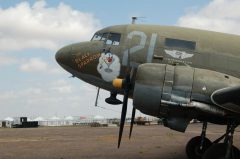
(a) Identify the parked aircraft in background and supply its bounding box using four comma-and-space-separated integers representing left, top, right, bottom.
56, 23, 240, 159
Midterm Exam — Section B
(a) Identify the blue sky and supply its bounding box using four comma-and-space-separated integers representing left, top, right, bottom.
0, 0, 210, 26
0, 0, 239, 119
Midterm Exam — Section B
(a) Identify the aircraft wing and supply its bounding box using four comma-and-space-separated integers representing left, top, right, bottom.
211, 86, 240, 113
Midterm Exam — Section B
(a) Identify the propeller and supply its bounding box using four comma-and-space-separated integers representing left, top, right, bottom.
129, 107, 136, 139
118, 73, 131, 148
114, 49, 136, 148
116, 67, 137, 147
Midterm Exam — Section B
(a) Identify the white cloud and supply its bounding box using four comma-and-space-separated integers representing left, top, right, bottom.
0, 56, 17, 66
0, 1, 101, 52
50, 80, 73, 93
0, 80, 126, 119
177, 0, 240, 35
19, 57, 63, 74
20, 58, 47, 72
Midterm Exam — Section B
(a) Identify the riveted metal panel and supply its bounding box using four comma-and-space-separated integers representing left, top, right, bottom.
171, 66, 194, 104
162, 65, 174, 101
133, 63, 166, 116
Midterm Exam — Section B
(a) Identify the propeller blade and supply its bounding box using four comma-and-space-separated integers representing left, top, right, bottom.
118, 75, 130, 148
117, 51, 133, 148
117, 90, 129, 148
129, 107, 136, 139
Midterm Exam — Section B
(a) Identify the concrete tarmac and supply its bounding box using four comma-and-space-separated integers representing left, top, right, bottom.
0, 124, 239, 159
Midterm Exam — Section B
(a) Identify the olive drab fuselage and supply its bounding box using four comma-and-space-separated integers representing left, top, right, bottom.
56, 24, 240, 129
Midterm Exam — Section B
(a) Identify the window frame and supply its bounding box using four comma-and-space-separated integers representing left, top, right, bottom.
107, 32, 121, 46
164, 38, 196, 51
91, 32, 122, 46
91, 32, 103, 41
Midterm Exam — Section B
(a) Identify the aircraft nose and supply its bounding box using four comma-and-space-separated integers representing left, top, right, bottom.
55, 45, 72, 66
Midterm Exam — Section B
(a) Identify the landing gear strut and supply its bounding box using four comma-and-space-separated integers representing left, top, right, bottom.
202, 122, 240, 159
186, 122, 212, 159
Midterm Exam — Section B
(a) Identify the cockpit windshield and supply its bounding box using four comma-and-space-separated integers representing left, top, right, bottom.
91, 32, 121, 46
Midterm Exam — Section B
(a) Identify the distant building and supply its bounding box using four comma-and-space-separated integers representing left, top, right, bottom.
2, 117, 14, 128
1, 117, 38, 128
1, 115, 122, 127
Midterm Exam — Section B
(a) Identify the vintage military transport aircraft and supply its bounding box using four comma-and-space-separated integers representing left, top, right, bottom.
56, 24, 240, 159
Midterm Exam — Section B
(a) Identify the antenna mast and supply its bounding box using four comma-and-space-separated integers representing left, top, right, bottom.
131, 17, 137, 24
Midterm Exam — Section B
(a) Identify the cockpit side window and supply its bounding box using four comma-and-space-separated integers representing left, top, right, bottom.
91, 32, 121, 46
91, 33, 102, 41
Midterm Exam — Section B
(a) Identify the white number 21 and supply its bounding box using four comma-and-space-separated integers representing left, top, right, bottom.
122, 31, 157, 66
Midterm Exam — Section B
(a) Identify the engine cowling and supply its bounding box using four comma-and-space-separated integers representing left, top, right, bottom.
133, 63, 240, 117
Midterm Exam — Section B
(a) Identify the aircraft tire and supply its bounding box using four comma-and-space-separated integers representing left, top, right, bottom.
186, 136, 212, 159
202, 143, 240, 159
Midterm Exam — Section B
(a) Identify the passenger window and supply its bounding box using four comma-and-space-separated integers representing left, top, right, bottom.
165, 38, 196, 50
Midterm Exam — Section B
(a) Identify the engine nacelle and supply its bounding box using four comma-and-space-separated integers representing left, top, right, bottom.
133, 63, 240, 117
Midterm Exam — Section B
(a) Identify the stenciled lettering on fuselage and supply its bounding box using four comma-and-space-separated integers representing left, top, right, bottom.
97, 52, 120, 82
164, 49, 194, 65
